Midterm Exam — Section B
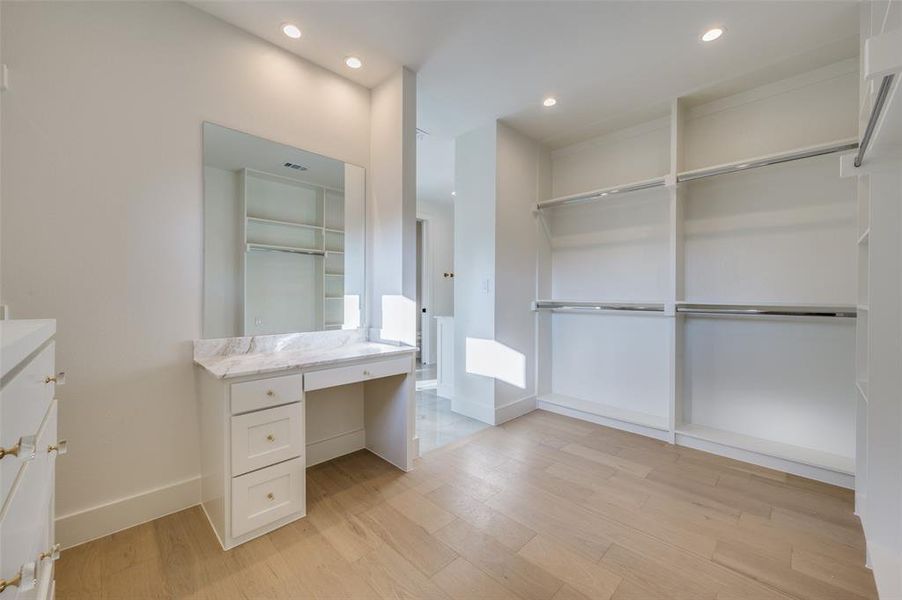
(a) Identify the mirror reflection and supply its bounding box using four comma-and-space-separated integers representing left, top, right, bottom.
202, 123, 365, 338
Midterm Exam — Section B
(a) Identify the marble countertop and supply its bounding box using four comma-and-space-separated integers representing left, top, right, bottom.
194, 329, 416, 379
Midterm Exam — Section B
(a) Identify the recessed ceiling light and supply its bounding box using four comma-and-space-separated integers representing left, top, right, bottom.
345, 56, 363, 69
701, 27, 724, 42
451, 191, 456, 197
282, 23, 302, 39
543, 97, 557, 108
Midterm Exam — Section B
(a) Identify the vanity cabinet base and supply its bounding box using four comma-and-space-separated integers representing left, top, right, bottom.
195, 351, 415, 550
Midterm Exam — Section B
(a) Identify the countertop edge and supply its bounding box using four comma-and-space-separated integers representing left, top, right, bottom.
194, 344, 418, 380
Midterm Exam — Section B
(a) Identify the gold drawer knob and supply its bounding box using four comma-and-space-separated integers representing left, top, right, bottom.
0, 435, 36, 462
266, 434, 275, 442
363, 370, 371, 376
44, 371, 65, 385
266, 390, 275, 397
48, 440, 68, 455
0, 561, 36, 593
266, 492, 275, 501
40, 544, 61, 562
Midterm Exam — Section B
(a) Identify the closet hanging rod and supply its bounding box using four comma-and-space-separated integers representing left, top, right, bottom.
537, 177, 667, 210
246, 243, 325, 257
676, 303, 856, 318
676, 140, 859, 183
533, 300, 665, 313
855, 74, 896, 168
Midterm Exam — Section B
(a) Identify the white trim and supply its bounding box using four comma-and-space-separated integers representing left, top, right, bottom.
867, 539, 902, 599
537, 402, 671, 443
495, 395, 536, 424
306, 428, 365, 467
451, 395, 494, 425
56, 476, 200, 550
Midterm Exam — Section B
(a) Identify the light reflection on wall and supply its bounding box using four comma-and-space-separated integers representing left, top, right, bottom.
381, 295, 416, 346
343, 295, 361, 329
465, 337, 526, 389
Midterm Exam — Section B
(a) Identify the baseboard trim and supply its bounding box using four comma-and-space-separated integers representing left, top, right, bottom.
495, 396, 536, 424
451, 396, 494, 425
306, 428, 366, 467
56, 475, 200, 550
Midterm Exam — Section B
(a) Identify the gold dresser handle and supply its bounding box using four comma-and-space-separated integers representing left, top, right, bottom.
44, 371, 65, 385
266, 390, 274, 397
48, 440, 68, 455
266, 492, 275, 501
0, 435, 36, 461
0, 561, 36, 593
266, 434, 275, 442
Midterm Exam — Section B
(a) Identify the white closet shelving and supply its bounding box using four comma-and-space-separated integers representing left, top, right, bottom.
536, 58, 861, 487
240, 168, 345, 334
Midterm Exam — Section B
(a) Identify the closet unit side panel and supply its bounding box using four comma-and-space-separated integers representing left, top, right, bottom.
548, 191, 669, 302
683, 66, 859, 170
682, 317, 856, 458
494, 123, 541, 406
551, 123, 670, 198
551, 313, 670, 419
683, 156, 857, 304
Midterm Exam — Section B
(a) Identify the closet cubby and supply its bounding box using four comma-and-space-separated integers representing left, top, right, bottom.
536, 58, 862, 486
240, 168, 346, 335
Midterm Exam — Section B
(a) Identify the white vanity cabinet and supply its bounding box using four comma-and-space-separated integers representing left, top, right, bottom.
195, 340, 416, 550
1, 320, 64, 600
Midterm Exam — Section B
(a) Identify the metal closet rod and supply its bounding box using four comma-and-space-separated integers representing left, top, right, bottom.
855, 73, 896, 168
246, 244, 325, 257
533, 300, 665, 313
537, 178, 667, 210
676, 141, 859, 183
677, 303, 857, 318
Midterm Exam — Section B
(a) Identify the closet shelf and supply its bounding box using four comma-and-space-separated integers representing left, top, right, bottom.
676, 138, 859, 183
537, 176, 668, 210
676, 302, 857, 319
858, 228, 870, 245
675, 424, 854, 475
533, 300, 665, 313
324, 272, 345, 277
537, 393, 669, 431
246, 216, 322, 231
324, 296, 344, 301
246, 243, 325, 256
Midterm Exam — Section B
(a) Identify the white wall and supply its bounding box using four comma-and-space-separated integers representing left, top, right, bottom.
453, 124, 497, 422
416, 199, 454, 363
368, 68, 417, 342
0, 1, 371, 546
453, 122, 548, 423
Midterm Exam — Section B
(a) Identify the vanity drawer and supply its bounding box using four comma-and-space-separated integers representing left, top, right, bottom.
230, 403, 304, 476
230, 374, 303, 415
303, 356, 411, 392
231, 457, 305, 538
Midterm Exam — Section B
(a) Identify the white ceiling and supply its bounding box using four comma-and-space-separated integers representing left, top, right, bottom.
190, 1, 860, 202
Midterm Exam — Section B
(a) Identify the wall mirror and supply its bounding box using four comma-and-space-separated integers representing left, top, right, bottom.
202, 122, 365, 338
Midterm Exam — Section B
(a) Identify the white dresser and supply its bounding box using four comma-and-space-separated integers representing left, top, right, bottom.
1, 320, 65, 600
194, 331, 417, 550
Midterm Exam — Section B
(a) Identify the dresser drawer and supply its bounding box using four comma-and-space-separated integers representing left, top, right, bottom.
303, 356, 411, 392
231, 458, 305, 538
230, 374, 302, 415
1, 340, 55, 450
0, 401, 56, 599
230, 403, 304, 476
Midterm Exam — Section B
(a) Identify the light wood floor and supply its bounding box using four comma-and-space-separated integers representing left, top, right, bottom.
56, 410, 877, 600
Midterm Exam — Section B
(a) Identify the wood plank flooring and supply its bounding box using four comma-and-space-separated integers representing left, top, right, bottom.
56, 410, 877, 600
